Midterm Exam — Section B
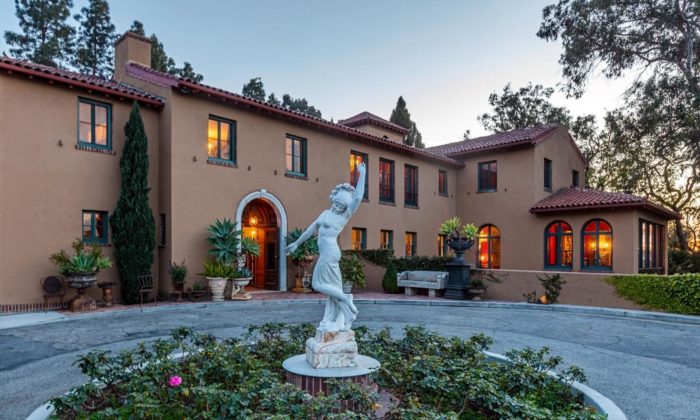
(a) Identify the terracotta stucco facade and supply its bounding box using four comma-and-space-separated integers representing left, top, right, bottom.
0, 32, 677, 310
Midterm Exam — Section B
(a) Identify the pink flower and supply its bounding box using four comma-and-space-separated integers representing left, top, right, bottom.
168, 375, 182, 387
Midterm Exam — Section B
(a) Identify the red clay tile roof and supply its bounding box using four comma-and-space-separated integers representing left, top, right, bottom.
125, 63, 462, 167
338, 111, 409, 134
0, 56, 164, 106
427, 124, 560, 156
530, 187, 679, 219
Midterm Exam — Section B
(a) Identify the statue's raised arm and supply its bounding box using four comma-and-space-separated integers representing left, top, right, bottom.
347, 162, 366, 217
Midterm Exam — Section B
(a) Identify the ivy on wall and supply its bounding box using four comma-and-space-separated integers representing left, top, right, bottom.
606, 274, 700, 315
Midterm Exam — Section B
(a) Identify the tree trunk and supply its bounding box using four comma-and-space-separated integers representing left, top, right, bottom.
675, 219, 689, 252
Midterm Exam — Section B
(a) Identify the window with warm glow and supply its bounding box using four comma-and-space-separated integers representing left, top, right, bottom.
639, 220, 664, 273
380, 230, 393, 250
405, 232, 417, 256
404, 164, 418, 207
349, 151, 368, 200
208, 116, 236, 162
582, 219, 613, 271
478, 161, 497, 192
477, 224, 500, 268
82, 210, 108, 244
285, 134, 307, 176
351, 228, 366, 251
78, 98, 111, 149
379, 158, 395, 203
544, 221, 573, 270
438, 170, 448, 196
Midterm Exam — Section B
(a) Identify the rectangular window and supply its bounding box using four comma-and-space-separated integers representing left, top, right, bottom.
82, 210, 108, 244
351, 228, 367, 251
404, 164, 418, 207
285, 134, 307, 176
572, 170, 580, 187
639, 220, 664, 273
478, 161, 497, 192
78, 98, 111, 149
437, 234, 448, 257
350, 151, 369, 200
544, 158, 552, 191
207, 116, 236, 163
159, 213, 166, 247
405, 232, 417, 257
380, 230, 393, 250
379, 158, 395, 203
438, 170, 448, 196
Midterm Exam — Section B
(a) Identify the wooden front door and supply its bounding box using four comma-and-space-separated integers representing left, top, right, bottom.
263, 228, 278, 290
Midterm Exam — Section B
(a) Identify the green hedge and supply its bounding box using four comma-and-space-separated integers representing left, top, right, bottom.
606, 274, 700, 315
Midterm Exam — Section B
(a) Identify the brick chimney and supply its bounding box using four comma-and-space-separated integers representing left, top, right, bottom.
113, 32, 152, 82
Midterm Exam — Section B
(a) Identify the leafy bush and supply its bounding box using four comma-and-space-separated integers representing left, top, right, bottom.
51, 324, 603, 419
669, 249, 700, 274
606, 274, 700, 315
347, 249, 452, 273
345, 248, 394, 266
285, 228, 319, 261
537, 273, 566, 303
382, 261, 399, 293
168, 260, 188, 284
339, 254, 366, 288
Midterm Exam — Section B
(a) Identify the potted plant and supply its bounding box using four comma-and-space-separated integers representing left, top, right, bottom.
206, 218, 242, 266
339, 254, 366, 294
199, 260, 234, 302
169, 260, 188, 301
231, 267, 253, 300
50, 239, 112, 311
189, 283, 208, 301
440, 217, 478, 258
239, 237, 260, 267
286, 228, 320, 293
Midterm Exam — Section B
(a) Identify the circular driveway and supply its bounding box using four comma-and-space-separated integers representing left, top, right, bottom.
1, 300, 699, 420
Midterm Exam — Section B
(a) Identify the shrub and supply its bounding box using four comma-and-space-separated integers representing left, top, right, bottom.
339, 254, 366, 288
606, 274, 700, 315
393, 255, 452, 272
51, 324, 604, 419
168, 260, 188, 284
382, 261, 399, 293
537, 273, 566, 303
345, 248, 394, 266
669, 249, 700, 274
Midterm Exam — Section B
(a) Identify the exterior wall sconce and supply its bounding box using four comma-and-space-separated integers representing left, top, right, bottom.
193, 156, 197, 162
57, 140, 63, 147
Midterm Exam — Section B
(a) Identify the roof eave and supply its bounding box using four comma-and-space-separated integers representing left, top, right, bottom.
0, 61, 164, 108
530, 202, 680, 220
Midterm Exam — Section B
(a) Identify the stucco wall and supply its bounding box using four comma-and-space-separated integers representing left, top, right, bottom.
0, 75, 161, 307
349, 123, 405, 143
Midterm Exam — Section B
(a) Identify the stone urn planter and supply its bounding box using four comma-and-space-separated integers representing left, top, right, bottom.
207, 277, 228, 302
67, 273, 98, 311
439, 218, 478, 300
342, 281, 353, 294
231, 277, 252, 300
292, 256, 314, 293
447, 238, 475, 263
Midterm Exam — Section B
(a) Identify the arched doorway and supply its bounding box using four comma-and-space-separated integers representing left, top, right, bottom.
235, 190, 288, 291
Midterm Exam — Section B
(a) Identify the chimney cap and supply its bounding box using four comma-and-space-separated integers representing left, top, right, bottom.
115, 31, 152, 47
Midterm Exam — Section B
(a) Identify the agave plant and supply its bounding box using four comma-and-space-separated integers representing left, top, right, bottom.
206, 219, 242, 265
285, 228, 320, 261
439, 217, 478, 242
49, 239, 112, 275
198, 260, 235, 278
240, 237, 260, 257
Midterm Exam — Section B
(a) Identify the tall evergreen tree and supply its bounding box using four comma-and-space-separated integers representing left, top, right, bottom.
176, 61, 203, 82
242, 77, 266, 101
4, 0, 75, 67
149, 33, 175, 73
267, 93, 281, 106
282, 93, 322, 118
111, 103, 156, 304
129, 20, 145, 36
73, 0, 116, 77
390, 96, 424, 148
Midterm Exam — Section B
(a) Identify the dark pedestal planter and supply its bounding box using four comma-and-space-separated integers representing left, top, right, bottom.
443, 239, 474, 300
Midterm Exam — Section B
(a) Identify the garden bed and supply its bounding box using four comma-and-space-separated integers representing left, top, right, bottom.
46, 323, 610, 419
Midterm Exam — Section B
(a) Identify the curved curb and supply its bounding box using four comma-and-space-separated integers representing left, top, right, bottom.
28, 349, 624, 419
485, 351, 627, 420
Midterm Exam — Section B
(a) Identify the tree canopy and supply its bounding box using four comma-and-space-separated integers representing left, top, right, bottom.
390, 96, 425, 148
242, 77, 266, 101
240, 76, 323, 117
4, 0, 75, 67
73, 0, 116, 77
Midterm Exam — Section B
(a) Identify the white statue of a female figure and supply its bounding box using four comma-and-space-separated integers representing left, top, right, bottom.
286, 162, 366, 332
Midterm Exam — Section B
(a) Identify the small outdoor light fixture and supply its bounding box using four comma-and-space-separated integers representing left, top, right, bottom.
57, 139, 63, 147
250, 216, 257, 226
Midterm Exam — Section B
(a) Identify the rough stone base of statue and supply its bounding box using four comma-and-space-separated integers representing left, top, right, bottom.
306, 328, 358, 368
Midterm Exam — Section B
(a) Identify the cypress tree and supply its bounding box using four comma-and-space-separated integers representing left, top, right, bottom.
111, 103, 155, 304
4, 0, 75, 67
73, 0, 116, 77
390, 96, 424, 148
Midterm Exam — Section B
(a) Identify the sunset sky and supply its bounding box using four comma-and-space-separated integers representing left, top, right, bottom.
0, 0, 632, 146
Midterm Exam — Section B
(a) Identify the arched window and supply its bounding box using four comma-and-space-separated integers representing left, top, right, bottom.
582, 219, 613, 271
477, 224, 500, 269
544, 221, 573, 270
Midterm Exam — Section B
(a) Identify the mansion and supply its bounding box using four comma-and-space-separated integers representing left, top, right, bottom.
0, 32, 678, 310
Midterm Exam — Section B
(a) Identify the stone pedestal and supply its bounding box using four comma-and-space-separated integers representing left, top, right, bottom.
69, 294, 97, 311
306, 329, 358, 369
283, 354, 380, 396
444, 261, 472, 300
